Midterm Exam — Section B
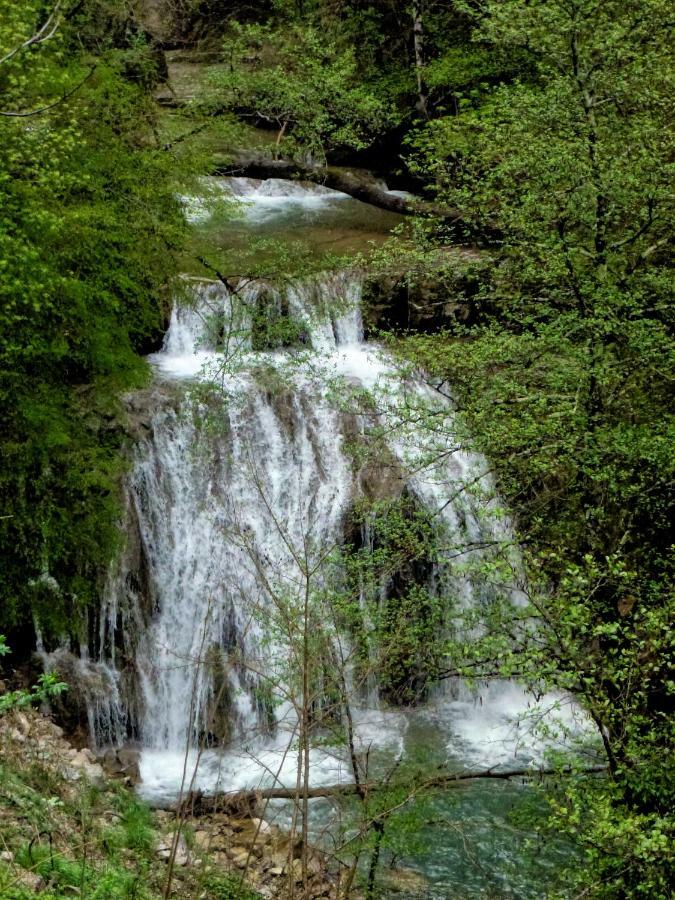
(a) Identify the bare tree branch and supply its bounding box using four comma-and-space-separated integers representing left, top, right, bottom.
0, 2, 63, 68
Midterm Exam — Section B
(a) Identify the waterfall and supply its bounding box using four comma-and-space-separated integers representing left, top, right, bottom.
70, 185, 588, 801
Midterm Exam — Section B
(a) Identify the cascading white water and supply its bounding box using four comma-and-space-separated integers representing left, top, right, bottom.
128, 381, 354, 752
179, 176, 350, 225
81, 180, 589, 805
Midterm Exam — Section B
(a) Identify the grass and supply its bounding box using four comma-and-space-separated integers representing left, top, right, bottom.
0, 739, 264, 900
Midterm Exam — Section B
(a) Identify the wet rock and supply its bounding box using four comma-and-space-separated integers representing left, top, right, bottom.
117, 747, 140, 770
99, 746, 141, 785
362, 265, 478, 337
100, 748, 124, 775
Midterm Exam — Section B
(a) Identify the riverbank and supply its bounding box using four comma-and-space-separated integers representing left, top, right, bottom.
0, 708, 347, 899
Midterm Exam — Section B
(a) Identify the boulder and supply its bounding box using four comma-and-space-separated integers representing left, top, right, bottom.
16, 871, 46, 892
98, 746, 141, 785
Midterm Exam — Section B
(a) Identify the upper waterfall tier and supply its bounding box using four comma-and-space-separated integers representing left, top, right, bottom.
180, 177, 351, 225
178, 175, 406, 262
152, 271, 364, 379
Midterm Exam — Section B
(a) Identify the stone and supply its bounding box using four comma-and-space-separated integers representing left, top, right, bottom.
228, 845, 250, 868
67, 751, 105, 787
193, 831, 211, 849
154, 810, 172, 822
15, 712, 31, 735
307, 856, 323, 876
0, 850, 14, 862
211, 813, 233, 826
268, 866, 285, 876
270, 851, 289, 869
156, 833, 191, 867
250, 816, 272, 834
16, 871, 45, 892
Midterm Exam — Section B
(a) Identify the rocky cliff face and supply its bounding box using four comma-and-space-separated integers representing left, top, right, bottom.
133, 0, 254, 46
134, 0, 176, 43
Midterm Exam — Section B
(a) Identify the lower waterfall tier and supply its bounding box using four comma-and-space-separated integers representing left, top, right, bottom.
42, 268, 590, 808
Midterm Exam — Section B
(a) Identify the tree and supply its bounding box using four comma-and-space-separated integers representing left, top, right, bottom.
391, 0, 674, 894
208, 21, 398, 162
0, 1, 186, 638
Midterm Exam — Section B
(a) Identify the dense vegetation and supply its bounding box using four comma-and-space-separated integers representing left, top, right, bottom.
1, 0, 672, 897
0, 1, 185, 636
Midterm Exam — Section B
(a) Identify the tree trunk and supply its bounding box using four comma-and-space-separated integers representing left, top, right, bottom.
412, 1, 428, 116
213, 151, 462, 223
177, 764, 607, 815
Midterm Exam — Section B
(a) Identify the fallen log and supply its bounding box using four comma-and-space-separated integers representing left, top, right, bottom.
177, 763, 607, 815
213, 151, 462, 223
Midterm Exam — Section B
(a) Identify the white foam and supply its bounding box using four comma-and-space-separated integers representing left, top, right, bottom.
179, 176, 350, 225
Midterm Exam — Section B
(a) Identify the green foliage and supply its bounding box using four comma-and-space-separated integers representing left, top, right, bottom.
0, 637, 67, 713
386, 0, 674, 894
103, 789, 157, 856
12, 843, 150, 899
340, 496, 447, 704
0, 734, 165, 900
543, 772, 675, 899
0, 1, 186, 637
201, 873, 263, 900
210, 21, 399, 157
